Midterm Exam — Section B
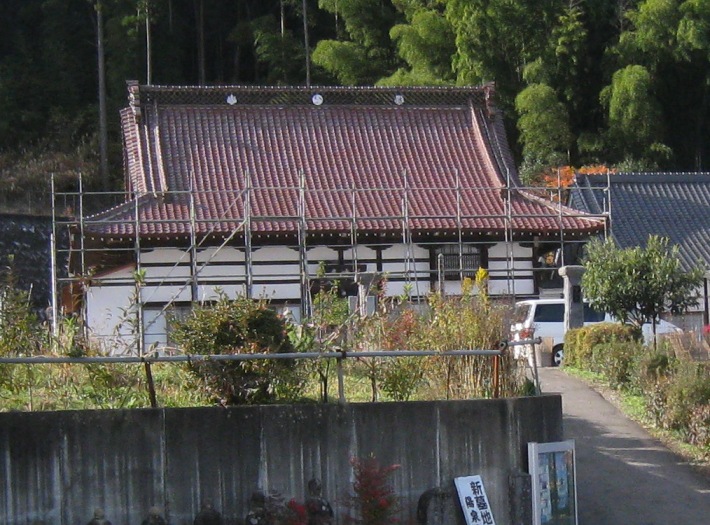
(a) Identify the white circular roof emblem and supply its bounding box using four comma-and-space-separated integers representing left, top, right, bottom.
394, 94, 404, 105
312, 93, 324, 106
226, 94, 237, 105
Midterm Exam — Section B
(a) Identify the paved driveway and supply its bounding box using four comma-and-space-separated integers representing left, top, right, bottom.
536, 367, 710, 525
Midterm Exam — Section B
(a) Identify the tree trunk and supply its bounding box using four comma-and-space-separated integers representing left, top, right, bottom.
695, 75, 709, 171
302, 0, 310, 86
145, 2, 152, 85
96, 1, 109, 191
195, 0, 206, 85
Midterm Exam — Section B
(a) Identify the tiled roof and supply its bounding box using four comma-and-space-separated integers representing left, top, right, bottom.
570, 172, 710, 271
87, 84, 603, 242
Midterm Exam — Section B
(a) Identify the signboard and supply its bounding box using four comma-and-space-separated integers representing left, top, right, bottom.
528, 440, 578, 525
454, 475, 496, 525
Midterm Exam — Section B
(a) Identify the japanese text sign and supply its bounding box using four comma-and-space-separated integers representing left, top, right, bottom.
454, 475, 496, 525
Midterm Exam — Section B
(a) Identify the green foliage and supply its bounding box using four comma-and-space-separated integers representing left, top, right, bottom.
571, 336, 710, 455
0, 264, 47, 358
79, 363, 147, 409
170, 297, 305, 405
618, 0, 681, 66
564, 322, 638, 370
563, 327, 585, 369
314, 0, 400, 84
312, 284, 350, 328
660, 361, 710, 432
3, 0, 710, 192
678, 0, 710, 61
590, 339, 642, 389
633, 350, 710, 441
582, 236, 704, 330
687, 403, 710, 451
446, 0, 563, 107
515, 83, 572, 181
252, 14, 306, 85
380, 356, 423, 401
599, 65, 670, 165
352, 278, 524, 401
382, 7, 456, 85
311, 40, 383, 85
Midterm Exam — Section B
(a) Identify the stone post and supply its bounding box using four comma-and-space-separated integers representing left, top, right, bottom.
558, 266, 585, 332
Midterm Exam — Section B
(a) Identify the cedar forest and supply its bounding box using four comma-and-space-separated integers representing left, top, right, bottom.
1, 0, 709, 201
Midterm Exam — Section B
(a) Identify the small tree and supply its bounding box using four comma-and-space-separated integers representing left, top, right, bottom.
346, 456, 401, 525
582, 236, 703, 336
170, 296, 303, 405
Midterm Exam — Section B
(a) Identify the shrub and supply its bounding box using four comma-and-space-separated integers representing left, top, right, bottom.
590, 339, 642, 389
170, 297, 305, 405
346, 456, 401, 525
633, 350, 710, 437
583, 322, 638, 348
634, 350, 675, 426
661, 362, 710, 432
563, 327, 586, 368
352, 278, 522, 401
380, 356, 424, 401
564, 323, 637, 370
418, 283, 518, 399
687, 403, 710, 451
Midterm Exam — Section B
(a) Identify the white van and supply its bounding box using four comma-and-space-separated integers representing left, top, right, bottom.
509, 298, 682, 366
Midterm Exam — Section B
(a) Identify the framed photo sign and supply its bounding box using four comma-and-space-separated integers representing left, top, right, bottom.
528, 440, 578, 525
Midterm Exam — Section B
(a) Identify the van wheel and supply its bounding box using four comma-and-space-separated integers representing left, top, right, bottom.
552, 345, 564, 367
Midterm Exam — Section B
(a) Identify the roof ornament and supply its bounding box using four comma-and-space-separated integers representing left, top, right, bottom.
312, 93, 324, 106
127, 80, 141, 120
394, 94, 405, 106
226, 94, 237, 105
484, 82, 496, 119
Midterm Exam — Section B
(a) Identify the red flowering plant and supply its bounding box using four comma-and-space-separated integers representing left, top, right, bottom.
284, 498, 308, 525
346, 456, 401, 525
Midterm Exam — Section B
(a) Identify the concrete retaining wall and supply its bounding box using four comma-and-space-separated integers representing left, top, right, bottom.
0, 396, 562, 525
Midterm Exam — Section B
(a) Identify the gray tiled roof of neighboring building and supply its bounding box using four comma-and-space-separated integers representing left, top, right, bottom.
569, 172, 710, 272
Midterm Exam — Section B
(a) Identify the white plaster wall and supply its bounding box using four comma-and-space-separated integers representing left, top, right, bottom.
140, 284, 192, 304
85, 284, 137, 354
88, 242, 540, 353
197, 284, 248, 302
143, 308, 168, 351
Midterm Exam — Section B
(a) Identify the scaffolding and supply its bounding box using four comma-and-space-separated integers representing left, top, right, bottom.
51, 171, 610, 352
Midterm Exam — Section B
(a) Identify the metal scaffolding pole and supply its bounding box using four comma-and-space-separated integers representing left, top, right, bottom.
456, 170, 464, 283
133, 194, 144, 357
298, 169, 310, 319
50, 174, 59, 341
48, 165, 615, 355
557, 168, 565, 267
244, 170, 253, 299
350, 182, 358, 281
189, 178, 199, 302
504, 167, 515, 297
78, 174, 89, 337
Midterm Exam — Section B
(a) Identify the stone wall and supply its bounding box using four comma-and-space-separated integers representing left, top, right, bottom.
0, 213, 68, 311
0, 396, 562, 525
